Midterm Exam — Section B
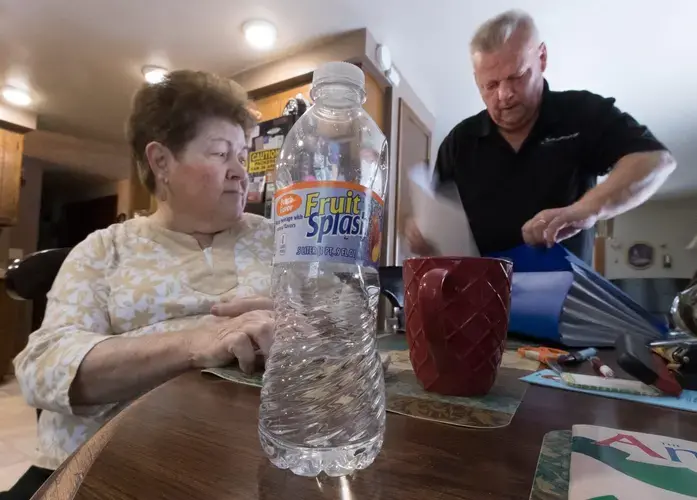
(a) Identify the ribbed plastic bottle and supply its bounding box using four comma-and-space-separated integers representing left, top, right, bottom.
259, 61, 388, 477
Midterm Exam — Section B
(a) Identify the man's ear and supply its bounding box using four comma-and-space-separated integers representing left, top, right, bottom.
539, 42, 548, 73
144, 142, 170, 179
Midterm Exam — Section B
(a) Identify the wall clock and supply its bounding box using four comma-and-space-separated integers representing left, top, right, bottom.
627, 242, 654, 270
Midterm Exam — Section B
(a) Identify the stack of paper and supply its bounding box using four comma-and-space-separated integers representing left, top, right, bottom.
406, 166, 479, 258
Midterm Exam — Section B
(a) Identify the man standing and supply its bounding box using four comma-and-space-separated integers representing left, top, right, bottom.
405, 10, 676, 264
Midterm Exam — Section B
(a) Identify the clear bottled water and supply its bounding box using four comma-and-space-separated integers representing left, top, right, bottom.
259, 62, 389, 477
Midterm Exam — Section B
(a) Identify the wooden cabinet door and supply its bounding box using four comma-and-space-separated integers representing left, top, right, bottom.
253, 95, 283, 122
363, 72, 386, 132
394, 99, 432, 264
253, 83, 312, 122
0, 129, 24, 226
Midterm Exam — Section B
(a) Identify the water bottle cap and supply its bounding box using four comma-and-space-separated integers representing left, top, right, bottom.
312, 62, 365, 89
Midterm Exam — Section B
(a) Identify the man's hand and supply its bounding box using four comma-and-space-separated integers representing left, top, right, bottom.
522, 201, 599, 248
404, 217, 435, 256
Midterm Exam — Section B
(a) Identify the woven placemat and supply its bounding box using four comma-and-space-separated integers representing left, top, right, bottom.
529, 430, 572, 500
379, 335, 537, 428
203, 334, 538, 429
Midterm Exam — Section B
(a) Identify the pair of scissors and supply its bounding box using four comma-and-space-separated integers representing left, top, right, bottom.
517, 346, 568, 364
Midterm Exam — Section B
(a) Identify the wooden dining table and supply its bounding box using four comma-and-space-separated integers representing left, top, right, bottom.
33, 353, 697, 500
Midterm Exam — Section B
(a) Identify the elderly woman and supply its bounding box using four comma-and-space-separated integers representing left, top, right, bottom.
4, 70, 274, 499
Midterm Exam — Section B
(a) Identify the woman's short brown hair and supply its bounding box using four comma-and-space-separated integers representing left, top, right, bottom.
126, 70, 256, 193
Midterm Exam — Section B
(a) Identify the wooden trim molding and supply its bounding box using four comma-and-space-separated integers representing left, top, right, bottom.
392, 98, 432, 263
0, 103, 37, 132
247, 73, 313, 102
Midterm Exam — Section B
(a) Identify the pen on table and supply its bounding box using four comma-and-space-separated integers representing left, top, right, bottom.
558, 347, 597, 365
590, 356, 615, 378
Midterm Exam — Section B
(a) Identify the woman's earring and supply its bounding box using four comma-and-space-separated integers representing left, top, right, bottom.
158, 176, 169, 202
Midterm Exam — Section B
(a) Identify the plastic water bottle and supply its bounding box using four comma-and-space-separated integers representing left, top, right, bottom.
259, 61, 388, 477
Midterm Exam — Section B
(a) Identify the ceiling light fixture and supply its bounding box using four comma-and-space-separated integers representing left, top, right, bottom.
242, 19, 277, 50
376, 45, 392, 72
142, 65, 168, 84
2, 86, 32, 107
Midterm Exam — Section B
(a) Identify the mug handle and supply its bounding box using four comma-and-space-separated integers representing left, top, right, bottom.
417, 267, 453, 366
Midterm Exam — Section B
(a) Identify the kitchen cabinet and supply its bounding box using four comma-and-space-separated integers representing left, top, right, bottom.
252, 71, 385, 130
0, 129, 24, 226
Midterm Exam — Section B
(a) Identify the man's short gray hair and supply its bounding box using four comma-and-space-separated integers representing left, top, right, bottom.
470, 9, 539, 54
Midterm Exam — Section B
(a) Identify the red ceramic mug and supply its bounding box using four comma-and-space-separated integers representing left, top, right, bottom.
403, 256, 513, 396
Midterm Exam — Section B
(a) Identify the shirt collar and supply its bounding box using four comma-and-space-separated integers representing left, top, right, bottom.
477, 79, 558, 137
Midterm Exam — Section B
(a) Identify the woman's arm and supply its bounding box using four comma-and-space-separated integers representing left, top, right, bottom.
13, 231, 117, 416
68, 332, 192, 406
14, 228, 274, 413
13, 231, 198, 412
70, 306, 274, 406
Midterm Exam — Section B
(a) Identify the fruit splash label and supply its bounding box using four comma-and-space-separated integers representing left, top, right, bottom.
273, 181, 384, 268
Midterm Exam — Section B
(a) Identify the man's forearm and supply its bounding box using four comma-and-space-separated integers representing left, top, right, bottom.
69, 332, 193, 407
579, 151, 676, 220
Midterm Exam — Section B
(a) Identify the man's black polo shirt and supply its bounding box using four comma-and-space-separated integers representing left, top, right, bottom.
435, 80, 667, 264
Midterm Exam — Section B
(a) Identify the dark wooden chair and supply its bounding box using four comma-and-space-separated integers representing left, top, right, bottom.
5, 248, 72, 303
5, 248, 72, 420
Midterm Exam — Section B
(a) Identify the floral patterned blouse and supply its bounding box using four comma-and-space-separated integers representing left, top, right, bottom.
13, 214, 274, 470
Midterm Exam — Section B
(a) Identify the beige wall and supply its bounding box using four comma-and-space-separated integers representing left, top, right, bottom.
604, 197, 697, 279
24, 130, 131, 181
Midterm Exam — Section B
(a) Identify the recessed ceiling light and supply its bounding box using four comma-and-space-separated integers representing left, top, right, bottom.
142, 65, 168, 84
2, 86, 32, 107
242, 19, 277, 50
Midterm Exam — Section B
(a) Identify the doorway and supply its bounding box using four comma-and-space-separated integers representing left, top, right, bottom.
57, 195, 117, 248
37, 171, 119, 251
33, 171, 119, 330
394, 99, 432, 264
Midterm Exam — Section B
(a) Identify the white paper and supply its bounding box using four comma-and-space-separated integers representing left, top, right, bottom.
407, 166, 479, 257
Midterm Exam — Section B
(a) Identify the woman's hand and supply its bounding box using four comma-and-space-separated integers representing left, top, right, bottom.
188, 310, 274, 374
189, 295, 275, 374
211, 295, 273, 318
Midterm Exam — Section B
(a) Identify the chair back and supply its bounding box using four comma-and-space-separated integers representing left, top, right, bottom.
5, 248, 72, 301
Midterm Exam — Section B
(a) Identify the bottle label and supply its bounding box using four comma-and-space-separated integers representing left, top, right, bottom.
273, 181, 384, 268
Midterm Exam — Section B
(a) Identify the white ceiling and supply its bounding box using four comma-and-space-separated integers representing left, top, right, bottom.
1, 0, 696, 197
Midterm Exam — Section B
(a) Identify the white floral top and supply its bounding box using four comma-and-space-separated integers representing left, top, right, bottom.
13, 214, 274, 470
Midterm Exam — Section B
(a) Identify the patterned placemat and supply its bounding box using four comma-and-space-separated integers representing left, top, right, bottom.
203, 334, 539, 429
529, 430, 572, 500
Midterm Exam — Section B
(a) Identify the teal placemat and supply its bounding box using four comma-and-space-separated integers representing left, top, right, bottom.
529, 430, 571, 500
